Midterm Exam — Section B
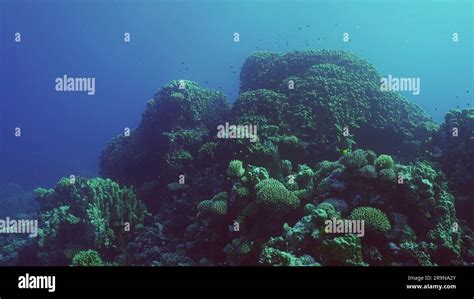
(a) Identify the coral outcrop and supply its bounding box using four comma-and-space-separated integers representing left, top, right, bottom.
30, 177, 147, 265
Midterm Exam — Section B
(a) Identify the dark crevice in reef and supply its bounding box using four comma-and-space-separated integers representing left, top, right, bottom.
3, 50, 473, 266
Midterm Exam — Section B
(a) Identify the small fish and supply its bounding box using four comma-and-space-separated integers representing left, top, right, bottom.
342, 148, 350, 156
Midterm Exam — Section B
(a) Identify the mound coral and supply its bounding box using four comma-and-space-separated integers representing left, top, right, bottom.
197, 192, 228, 215
349, 207, 391, 234
71, 250, 104, 266
238, 50, 437, 163
255, 179, 300, 210
374, 154, 394, 171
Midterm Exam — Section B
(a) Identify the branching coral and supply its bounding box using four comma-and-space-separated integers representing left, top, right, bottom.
227, 160, 245, 178
341, 149, 369, 171
32, 177, 147, 265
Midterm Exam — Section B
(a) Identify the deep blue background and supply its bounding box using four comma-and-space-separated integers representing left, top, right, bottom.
0, 0, 472, 190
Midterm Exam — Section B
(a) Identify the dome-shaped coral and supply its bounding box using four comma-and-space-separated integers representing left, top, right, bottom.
197, 192, 228, 215
375, 154, 394, 171
255, 179, 300, 209
341, 149, 368, 171
350, 207, 391, 234
71, 250, 104, 266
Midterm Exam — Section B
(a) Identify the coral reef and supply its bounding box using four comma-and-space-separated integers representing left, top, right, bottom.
27, 177, 147, 265
99, 80, 230, 212
3, 50, 472, 267
435, 109, 474, 227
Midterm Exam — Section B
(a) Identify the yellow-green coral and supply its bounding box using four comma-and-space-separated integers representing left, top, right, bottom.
255, 178, 299, 209
197, 192, 228, 215
350, 207, 391, 234
227, 160, 245, 178
375, 154, 394, 170
71, 250, 104, 266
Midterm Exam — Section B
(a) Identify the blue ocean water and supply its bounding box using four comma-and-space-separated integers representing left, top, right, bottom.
0, 0, 472, 190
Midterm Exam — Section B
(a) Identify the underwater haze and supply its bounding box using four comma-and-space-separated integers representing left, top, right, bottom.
1, 0, 472, 189
0, 0, 473, 266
